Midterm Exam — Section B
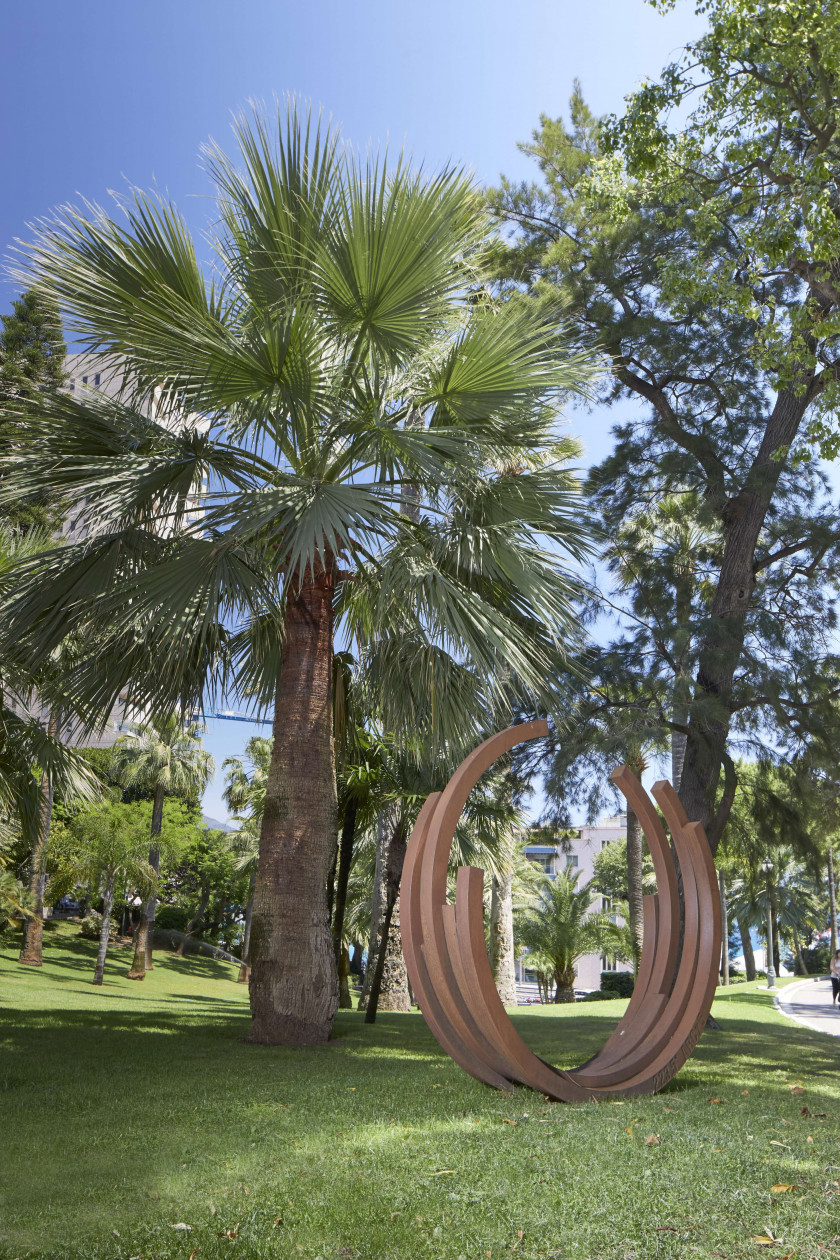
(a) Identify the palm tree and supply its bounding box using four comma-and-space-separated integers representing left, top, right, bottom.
111, 717, 213, 976
517, 869, 625, 1003
222, 736, 271, 981
0, 529, 98, 964
1, 102, 596, 1044
66, 796, 156, 984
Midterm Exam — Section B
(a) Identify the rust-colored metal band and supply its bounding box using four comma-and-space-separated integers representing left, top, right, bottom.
400, 722, 721, 1101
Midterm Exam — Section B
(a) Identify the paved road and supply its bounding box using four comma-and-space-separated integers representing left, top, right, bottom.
776, 978, 840, 1038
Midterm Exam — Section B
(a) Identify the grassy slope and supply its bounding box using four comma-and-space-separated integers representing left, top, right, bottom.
1, 925, 838, 1260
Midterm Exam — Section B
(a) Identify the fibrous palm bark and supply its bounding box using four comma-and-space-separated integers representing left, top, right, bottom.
248, 563, 339, 1044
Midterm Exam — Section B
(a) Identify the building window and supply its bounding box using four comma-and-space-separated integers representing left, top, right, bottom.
94, 372, 101, 386
82, 375, 88, 385
566, 855, 578, 870
69, 379, 74, 391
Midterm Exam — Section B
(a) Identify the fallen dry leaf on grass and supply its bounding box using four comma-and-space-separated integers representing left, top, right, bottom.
708, 1097, 725, 1104
752, 1235, 775, 1246
170, 1223, 192, 1232
188, 1251, 198, 1260
644, 1134, 661, 1146
654, 1226, 678, 1232
771, 1184, 795, 1193
790, 1085, 805, 1094
769, 1140, 790, 1148
501, 1118, 517, 1126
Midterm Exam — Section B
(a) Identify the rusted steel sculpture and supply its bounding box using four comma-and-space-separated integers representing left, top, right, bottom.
401, 720, 721, 1100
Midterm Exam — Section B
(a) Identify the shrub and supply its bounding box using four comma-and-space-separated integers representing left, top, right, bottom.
79, 911, 115, 940
801, 944, 830, 974
155, 905, 190, 932
579, 990, 613, 1002
601, 970, 634, 998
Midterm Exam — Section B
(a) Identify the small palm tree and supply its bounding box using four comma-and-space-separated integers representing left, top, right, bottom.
517, 869, 624, 1002
111, 716, 213, 976
66, 796, 156, 984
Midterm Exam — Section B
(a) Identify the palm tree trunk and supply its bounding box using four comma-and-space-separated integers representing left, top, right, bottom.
332, 795, 357, 968
376, 893, 411, 1012
553, 966, 576, 1004
365, 817, 409, 1022
144, 783, 165, 970
247, 560, 339, 1046
337, 943, 352, 1008
718, 870, 729, 985
792, 928, 808, 976
770, 886, 780, 974
490, 873, 517, 1006
828, 846, 838, 956
127, 911, 148, 979
237, 869, 256, 982
737, 913, 756, 981
19, 710, 58, 968
359, 808, 392, 1011
625, 803, 644, 968
93, 873, 115, 985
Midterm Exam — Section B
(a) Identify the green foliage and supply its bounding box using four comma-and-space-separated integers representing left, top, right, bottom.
489, 19, 840, 840
0, 102, 597, 753
155, 904, 190, 932
517, 868, 628, 997
0, 289, 66, 535
111, 717, 214, 815
601, 970, 635, 998
591, 838, 656, 903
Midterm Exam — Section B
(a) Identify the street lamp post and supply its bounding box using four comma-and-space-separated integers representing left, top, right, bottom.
760, 857, 776, 990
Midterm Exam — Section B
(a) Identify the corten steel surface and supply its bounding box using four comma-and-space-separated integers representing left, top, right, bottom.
400, 721, 722, 1100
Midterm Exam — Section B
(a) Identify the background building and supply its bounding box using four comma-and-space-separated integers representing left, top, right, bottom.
522, 814, 633, 993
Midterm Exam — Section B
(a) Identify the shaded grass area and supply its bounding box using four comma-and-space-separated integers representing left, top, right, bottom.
1, 926, 838, 1260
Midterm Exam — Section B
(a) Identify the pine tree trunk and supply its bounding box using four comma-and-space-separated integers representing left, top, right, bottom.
828, 846, 838, 956
237, 869, 256, 982
678, 385, 812, 849
144, 784, 165, 970
718, 870, 729, 985
93, 873, 115, 985
737, 913, 756, 981
625, 802, 644, 968
490, 873, 517, 1006
247, 559, 339, 1046
792, 929, 808, 976
127, 912, 148, 979
19, 711, 58, 968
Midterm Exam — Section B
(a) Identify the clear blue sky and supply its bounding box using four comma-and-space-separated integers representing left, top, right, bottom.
2, 0, 706, 821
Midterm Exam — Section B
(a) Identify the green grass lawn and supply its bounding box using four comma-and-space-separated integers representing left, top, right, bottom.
1, 925, 838, 1260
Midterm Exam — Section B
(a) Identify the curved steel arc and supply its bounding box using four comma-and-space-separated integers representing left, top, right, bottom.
401, 722, 722, 1101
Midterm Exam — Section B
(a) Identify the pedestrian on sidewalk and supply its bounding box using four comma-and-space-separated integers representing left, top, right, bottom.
830, 949, 840, 1007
